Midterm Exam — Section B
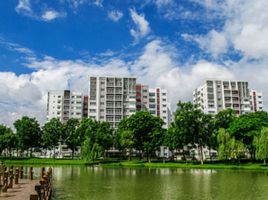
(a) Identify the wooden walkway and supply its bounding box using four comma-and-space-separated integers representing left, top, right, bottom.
0, 179, 39, 200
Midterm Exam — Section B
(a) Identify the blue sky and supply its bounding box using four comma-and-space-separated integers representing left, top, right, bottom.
1, 0, 268, 125
0, 0, 227, 73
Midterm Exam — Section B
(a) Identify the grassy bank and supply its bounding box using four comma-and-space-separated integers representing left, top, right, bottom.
100, 160, 268, 171
2, 157, 87, 166
2, 158, 268, 171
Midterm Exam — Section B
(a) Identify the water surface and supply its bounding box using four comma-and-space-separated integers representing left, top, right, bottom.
52, 166, 268, 200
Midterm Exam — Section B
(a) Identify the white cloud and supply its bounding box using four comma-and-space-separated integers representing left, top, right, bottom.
0, 37, 35, 57
41, 10, 66, 21
129, 9, 151, 43
93, 0, 103, 7
15, 0, 34, 18
0, 39, 238, 126
15, 0, 66, 22
108, 10, 123, 22
182, 30, 228, 58
2, 40, 268, 127
183, 0, 268, 59
154, 0, 175, 8
15, 0, 32, 14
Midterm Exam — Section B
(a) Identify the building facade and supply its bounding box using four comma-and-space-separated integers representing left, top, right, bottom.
136, 84, 149, 111
47, 90, 83, 122
250, 90, 263, 112
88, 76, 136, 128
193, 79, 253, 115
136, 84, 171, 128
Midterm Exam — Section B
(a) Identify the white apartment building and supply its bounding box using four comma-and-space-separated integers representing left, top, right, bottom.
193, 79, 252, 115
88, 76, 136, 128
250, 90, 263, 111
47, 90, 83, 122
136, 84, 171, 128
148, 88, 171, 128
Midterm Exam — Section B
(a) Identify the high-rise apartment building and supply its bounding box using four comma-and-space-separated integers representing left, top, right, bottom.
83, 96, 89, 118
148, 88, 171, 128
136, 84, 171, 128
47, 90, 83, 122
136, 84, 149, 111
250, 90, 263, 111
193, 79, 252, 115
88, 76, 136, 128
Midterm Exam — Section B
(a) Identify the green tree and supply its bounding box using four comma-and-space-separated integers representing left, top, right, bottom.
80, 120, 113, 162
64, 118, 80, 159
42, 118, 63, 158
201, 114, 217, 161
217, 128, 233, 160
75, 118, 95, 143
171, 101, 209, 164
117, 111, 164, 161
215, 108, 236, 129
254, 127, 268, 165
0, 125, 18, 157
228, 111, 268, 160
14, 116, 41, 157
114, 130, 134, 160
217, 128, 245, 162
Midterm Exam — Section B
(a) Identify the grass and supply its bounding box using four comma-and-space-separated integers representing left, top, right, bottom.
100, 160, 268, 171
1, 157, 88, 166
2, 157, 268, 171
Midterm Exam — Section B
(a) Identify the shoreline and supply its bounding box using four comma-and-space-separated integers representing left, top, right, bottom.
2, 158, 268, 171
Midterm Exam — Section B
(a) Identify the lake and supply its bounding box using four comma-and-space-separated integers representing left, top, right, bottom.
52, 166, 268, 200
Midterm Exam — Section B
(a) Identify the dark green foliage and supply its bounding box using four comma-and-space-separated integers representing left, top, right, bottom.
0, 124, 17, 156
64, 118, 80, 158
215, 108, 236, 129
14, 116, 41, 156
80, 119, 113, 161
116, 111, 164, 161
228, 111, 268, 159
42, 118, 63, 150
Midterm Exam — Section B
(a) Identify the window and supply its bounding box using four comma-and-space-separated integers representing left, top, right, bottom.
149, 104, 155, 108
89, 109, 96, 113
149, 98, 155, 103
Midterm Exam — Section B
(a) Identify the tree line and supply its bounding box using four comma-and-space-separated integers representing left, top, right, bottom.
1, 101, 268, 164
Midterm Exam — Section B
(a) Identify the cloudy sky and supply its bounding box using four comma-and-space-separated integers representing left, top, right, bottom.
1, 0, 268, 126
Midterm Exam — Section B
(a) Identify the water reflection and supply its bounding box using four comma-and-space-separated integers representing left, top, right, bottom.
52, 166, 268, 200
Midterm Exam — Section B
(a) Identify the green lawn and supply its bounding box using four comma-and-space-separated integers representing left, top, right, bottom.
100, 160, 268, 171
2, 158, 268, 171
2, 158, 87, 166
